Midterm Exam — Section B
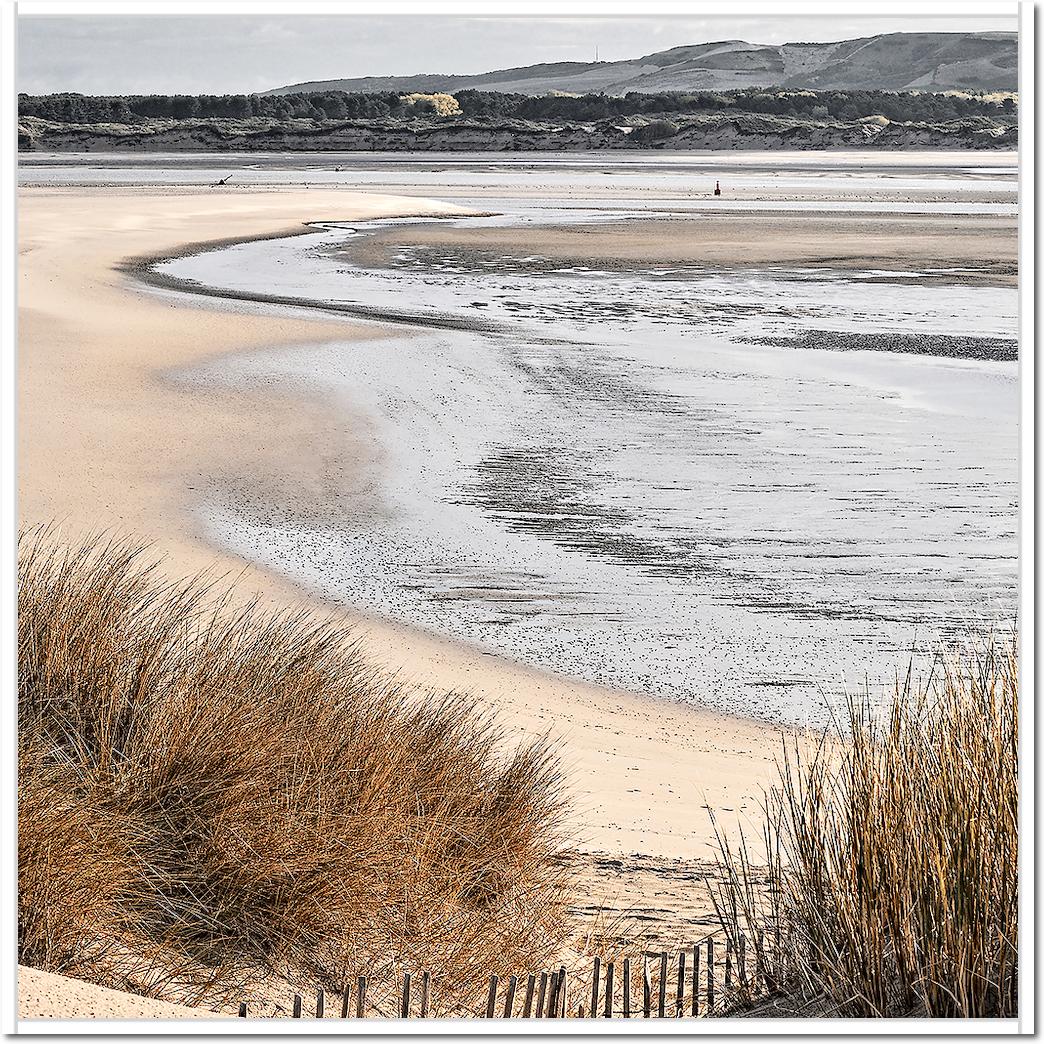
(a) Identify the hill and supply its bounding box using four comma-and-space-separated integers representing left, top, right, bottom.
266, 32, 1017, 97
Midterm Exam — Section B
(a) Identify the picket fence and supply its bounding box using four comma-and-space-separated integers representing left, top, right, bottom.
237, 931, 774, 1019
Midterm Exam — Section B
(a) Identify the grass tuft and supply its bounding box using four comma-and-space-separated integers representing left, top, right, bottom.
712, 635, 1018, 1017
18, 529, 572, 1011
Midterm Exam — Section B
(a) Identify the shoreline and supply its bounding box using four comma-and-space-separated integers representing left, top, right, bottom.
18, 185, 784, 864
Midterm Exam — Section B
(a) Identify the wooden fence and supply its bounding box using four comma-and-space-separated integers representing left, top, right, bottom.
237, 931, 774, 1019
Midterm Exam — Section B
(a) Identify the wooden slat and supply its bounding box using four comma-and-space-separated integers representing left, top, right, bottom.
590, 956, 601, 1019
658, 952, 668, 1018
545, 970, 559, 1019
341, 983, 351, 1019
642, 956, 652, 1018
676, 950, 686, 1017
316, 989, 325, 1019
292, 994, 302, 1019
420, 971, 431, 1019
522, 973, 536, 1018
238, 1002, 247, 1018
401, 973, 411, 1018
725, 939, 733, 991
622, 958, 631, 1019
558, 967, 567, 1018
485, 975, 498, 1019
691, 944, 701, 1017
502, 975, 517, 1019
604, 961, 614, 1018
535, 971, 548, 1019
739, 934, 747, 988
356, 975, 367, 1019
707, 939, 715, 1012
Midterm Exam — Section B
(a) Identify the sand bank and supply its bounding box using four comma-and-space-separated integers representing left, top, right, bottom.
352, 211, 1017, 286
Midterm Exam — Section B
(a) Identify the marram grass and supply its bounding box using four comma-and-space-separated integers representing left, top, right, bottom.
713, 635, 1018, 1018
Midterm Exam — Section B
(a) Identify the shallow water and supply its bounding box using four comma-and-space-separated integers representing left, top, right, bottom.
145, 157, 1019, 726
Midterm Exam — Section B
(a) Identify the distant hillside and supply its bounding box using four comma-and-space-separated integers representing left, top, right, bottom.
267, 32, 1017, 97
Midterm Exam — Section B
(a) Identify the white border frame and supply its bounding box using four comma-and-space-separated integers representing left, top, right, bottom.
2, 0, 1031, 1036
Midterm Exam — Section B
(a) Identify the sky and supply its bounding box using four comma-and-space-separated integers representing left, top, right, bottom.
18, 13, 1018, 95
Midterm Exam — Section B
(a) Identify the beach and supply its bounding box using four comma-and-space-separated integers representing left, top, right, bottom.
17, 162, 1017, 1017
18, 183, 781, 898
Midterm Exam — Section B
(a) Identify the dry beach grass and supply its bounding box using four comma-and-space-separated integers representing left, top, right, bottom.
713, 636, 1018, 1018
18, 531, 573, 1014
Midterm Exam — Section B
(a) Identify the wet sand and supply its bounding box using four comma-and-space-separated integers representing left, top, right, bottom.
352, 212, 1017, 286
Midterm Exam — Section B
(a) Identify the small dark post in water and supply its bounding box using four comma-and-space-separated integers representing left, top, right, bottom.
658, 952, 668, 1017
503, 975, 518, 1018
622, 958, 631, 1018
420, 971, 431, 1018
356, 975, 367, 1018
604, 961, 614, 1018
522, 974, 536, 1017
642, 956, 652, 1018
316, 989, 325, 1018
401, 973, 411, 1018
590, 956, 601, 1019
707, 939, 715, 1011
692, 944, 701, 1017
238, 1002, 247, 1018
485, 975, 499, 1018
292, 994, 302, 1019
535, 972, 548, 1019
676, 950, 686, 1017
341, 983, 351, 1019
714, 180, 722, 196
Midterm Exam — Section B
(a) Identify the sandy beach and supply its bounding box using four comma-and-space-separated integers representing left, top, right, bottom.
18, 186, 784, 1012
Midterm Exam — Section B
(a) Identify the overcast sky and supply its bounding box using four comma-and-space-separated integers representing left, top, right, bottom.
18, 13, 1017, 95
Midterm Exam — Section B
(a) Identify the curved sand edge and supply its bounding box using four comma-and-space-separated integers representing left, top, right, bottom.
18, 185, 782, 862
17, 966, 225, 1020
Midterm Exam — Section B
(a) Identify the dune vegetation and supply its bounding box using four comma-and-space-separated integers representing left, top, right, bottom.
18, 530, 572, 1013
712, 635, 1019, 1018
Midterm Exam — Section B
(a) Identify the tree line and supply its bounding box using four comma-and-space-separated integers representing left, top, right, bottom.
19, 87, 1015, 125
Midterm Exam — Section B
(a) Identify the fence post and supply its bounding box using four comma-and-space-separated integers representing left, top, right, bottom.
739, 935, 747, 989
546, 970, 559, 1019
401, 973, 411, 1018
503, 975, 517, 1019
604, 961, 614, 1018
622, 958, 631, 1019
341, 983, 351, 1019
590, 956, 601, 1019
642, 956, 652, 1018
292, 994, 302, 1019
238, 1002, 247, 1018
676, 950, 686, 1017
316, 989, 325, 1019
558, 967, 567, 1018
485, 975, 498, 1019
658, 952, 668, 1018
522, 973, 536, 1018
692, 944, 701, 1017
420, 971, 431, 1018
707, 939, 715, 1012
725, 939, 733, 992
535, 971, 548, 1019
356, 975, 367, 1019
